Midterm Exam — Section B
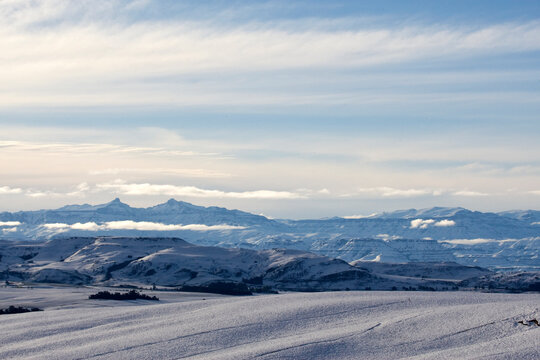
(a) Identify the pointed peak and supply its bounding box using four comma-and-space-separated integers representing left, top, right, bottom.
161, 198, 196, 207
103, 198, 130, 208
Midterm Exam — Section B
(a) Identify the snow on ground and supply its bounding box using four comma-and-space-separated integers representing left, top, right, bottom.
1, 287, 539, 359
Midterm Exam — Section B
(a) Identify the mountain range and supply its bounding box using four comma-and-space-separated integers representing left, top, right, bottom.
1, 198, 538, 270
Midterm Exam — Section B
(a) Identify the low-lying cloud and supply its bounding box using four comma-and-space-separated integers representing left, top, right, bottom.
0, 186, 22, 195
42, 221, 245, 232
410, 219, 436, 229
442, 239, 501, 245
2, 227, 18, 234
434, 219, 456, 227
410, 219, 456, 229
0, 221, 21, 226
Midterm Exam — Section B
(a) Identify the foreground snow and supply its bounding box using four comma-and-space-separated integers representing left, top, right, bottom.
1, 287, 539, 359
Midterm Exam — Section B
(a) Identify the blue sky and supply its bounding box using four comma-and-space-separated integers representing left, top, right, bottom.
0, 0, 539, 218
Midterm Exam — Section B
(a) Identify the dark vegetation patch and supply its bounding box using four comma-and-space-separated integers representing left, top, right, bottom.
527, 282, 540, 292
89, 290, 159, 301
144, 269, 156, 276
319, 270, 370, 282
104, 257, 142, 280
0, 306, 43, 315
178, 281, 252, 296
242, 275, 263, 285
248, 285, 279, 294
20, 253, 38, 261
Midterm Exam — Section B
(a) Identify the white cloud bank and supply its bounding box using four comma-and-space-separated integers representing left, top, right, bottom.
0, 221, 21, 226
410, 219, 435, 229
434, 219, 456, 227
410, 219, 455, 229
42, 221, 245, 232
0, 186, 22, 195
96, 180, 304, 199
2, 227, 18, 234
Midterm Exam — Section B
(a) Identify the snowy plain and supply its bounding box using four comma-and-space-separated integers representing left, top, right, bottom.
1, 286, 539, 359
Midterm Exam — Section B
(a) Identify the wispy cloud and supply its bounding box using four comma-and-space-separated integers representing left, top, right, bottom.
0, 140, 212, 158
453, 190, 489, 197
89, 168, 231, 178
2, 1, 540, 107
67, 182, 91, 196
96, 180, 305, 199
0, 186, 22, 194
42, 221, 245, 231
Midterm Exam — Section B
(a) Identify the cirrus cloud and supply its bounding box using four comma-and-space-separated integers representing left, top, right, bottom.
2, 1, 540, 107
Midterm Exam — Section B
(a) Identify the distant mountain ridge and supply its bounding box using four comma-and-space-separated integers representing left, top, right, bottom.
0, 199, 538, 270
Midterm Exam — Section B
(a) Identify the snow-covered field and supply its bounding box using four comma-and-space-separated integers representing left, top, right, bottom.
1, 287, 539, 359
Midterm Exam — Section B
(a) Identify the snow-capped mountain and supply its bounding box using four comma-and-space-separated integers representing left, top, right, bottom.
0, 199, 538, 270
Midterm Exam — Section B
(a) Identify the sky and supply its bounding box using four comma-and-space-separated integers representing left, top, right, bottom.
1, 0, 539, 218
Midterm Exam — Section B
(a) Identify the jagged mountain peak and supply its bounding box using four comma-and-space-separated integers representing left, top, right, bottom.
148, 198, 207, 213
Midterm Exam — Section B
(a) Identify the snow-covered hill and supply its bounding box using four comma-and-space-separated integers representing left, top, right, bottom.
0, 199, 538, 270
1, 237, 385, 291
